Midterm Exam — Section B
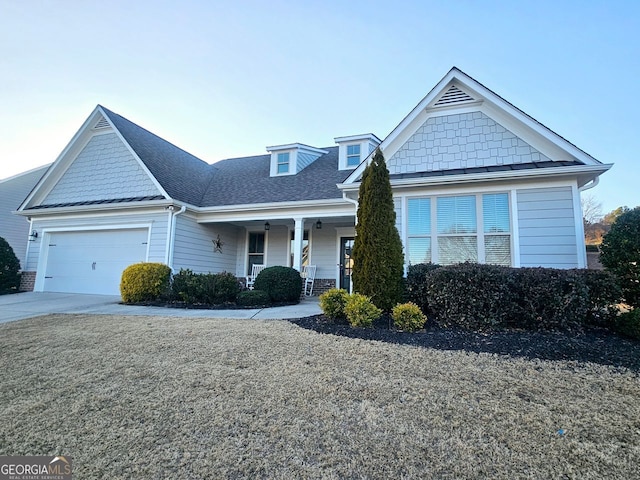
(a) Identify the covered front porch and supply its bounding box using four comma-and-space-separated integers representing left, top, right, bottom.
187, 202, 358, 294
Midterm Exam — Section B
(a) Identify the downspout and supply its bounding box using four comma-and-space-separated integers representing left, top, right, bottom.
165, 205, 186, 270
342, 192, 359, 224
23, 217, 33, 270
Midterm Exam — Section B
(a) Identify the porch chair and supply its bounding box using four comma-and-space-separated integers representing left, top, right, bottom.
246, 264, 266, 290
301, 265, 317, 296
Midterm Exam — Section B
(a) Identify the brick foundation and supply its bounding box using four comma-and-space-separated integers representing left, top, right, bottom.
19, 271, 36, 292
308, 278, 336, 296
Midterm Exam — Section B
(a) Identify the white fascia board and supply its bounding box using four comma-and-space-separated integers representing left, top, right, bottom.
338, 164, 612, 192
334, 133, 382, 144
343, 67, 605, 185
195, 198, 354, 223
266, 143, 328, 155
342, 68, 460, 185
98, 106, 171, 199
18, 107, 105, 211
443, 70, 602, 166
16, 198, 178, 217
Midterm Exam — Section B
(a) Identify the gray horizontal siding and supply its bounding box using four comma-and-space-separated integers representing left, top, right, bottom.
0, 166, 48, 268
172, 215, 239, 274
517, 186, 578, 268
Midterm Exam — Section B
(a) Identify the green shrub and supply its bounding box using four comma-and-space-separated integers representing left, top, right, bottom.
344, 293, 382, 328
253, 266, 302, 303
0, 237, 21, 294
614, 309, 640, 340
392, 302, 427, 332
120, 262, 171, 303
424, 263, 519, 330
237, 290, 270, 307
406, 263, 441, 314
171, 269, 240, 304
600, 207, 640, 307
580, 269, 623, 326
171, 269, 200, 303
212, 272, 241, 303
512, 267, 589, 331
319, 288, 349, 319
410, 263, 617, 332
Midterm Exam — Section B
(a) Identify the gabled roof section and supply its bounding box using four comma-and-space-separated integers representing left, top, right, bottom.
18, 106, 171, 211
342, 67, 609, 185
100, 106, 214, 206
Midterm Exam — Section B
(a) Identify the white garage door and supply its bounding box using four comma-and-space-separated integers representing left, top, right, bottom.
42, 229, 149, 295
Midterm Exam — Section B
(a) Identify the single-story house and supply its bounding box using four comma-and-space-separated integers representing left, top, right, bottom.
0, 165, 50, 278
15, 67, 611, 295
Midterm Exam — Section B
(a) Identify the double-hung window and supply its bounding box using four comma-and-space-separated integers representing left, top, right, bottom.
437, 195, 478, 264
346, 144, 361, 167
407, 198, 431, 265
277, 152, 290, 174
482, 193, 511, 265
406, 192, 511, 266
247, 232, 265, 274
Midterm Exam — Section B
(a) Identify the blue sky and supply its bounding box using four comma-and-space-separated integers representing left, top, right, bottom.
1, 1, 637, 214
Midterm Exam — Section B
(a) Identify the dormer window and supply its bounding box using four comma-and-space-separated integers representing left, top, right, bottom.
335, 134, 382, 170
277, 152, 290, 174
267, 143, 328, 177
346, 144, 361, 167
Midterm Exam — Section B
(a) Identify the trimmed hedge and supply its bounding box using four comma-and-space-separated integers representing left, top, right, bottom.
121, 263, 172, 303
253, 266, 302, 303
237, 290, 270, 307
407, 263, 622, 332
171, 269, 240, 304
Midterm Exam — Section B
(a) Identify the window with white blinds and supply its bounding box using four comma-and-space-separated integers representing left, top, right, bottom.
407, 198, 431, 264
483, 193, 511, 265
406, 192, 511, 266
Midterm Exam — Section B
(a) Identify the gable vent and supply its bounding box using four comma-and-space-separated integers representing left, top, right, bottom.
93, 116, 110, 129
434, 85, 476, 107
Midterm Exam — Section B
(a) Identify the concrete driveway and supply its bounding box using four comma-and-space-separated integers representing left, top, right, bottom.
0, 292, 321, 324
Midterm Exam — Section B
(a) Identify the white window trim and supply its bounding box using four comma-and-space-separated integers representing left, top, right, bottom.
245, 229, 268, 276
405, 192, 513, 266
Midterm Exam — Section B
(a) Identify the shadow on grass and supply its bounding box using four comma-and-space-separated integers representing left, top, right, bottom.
289, 315, 640, 373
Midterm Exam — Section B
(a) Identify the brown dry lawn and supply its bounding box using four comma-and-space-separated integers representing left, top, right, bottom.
0, 314, 639, 479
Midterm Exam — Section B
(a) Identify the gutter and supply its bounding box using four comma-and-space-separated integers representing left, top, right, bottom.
578, 176, 599, 192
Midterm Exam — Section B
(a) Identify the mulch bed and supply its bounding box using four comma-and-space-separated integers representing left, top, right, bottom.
290, 314, 640, 372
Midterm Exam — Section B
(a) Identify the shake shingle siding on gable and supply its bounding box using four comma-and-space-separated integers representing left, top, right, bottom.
43, 133, 160, 205
388, 112, 552, 174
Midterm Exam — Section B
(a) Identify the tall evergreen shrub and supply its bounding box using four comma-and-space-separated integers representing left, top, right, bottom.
351, 149, 404, 311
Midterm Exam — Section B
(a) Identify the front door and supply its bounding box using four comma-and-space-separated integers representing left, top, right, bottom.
339, 237, 355, 293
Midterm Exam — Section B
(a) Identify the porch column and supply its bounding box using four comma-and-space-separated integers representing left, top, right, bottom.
292, 217, 305, 271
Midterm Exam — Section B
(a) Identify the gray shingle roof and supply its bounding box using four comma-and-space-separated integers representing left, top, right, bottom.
101, 106, 350, 207
201, 147, 350, 206
101, 106, 214, 206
